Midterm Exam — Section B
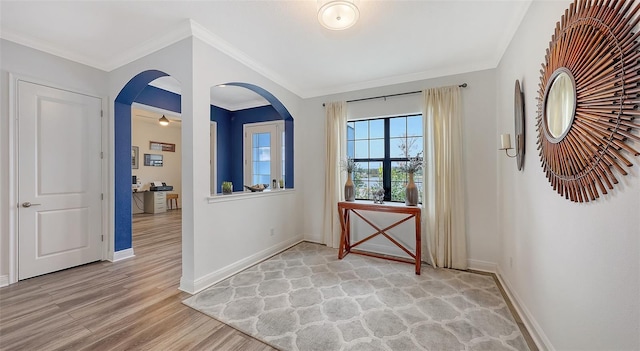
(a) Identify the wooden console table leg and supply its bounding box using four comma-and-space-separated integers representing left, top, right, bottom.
338, 208, 349, 259
415, 212, 421, 275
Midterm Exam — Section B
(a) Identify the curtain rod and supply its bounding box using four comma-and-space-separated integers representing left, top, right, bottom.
322, 83, 467, 107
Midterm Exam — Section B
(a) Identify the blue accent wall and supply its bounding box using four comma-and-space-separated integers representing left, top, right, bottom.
228, 105, 283, 190
225, 82, 295, 189
210, 105, 232, 193
134, 85, 181, 113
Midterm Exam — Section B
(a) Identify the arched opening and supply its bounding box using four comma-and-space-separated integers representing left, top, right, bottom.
114, 70, 182, 253
210, 82, 294, 194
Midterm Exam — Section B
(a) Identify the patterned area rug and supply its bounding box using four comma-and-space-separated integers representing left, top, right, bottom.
183, 242, 530, 351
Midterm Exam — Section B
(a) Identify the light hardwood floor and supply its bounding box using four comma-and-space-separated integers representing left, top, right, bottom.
0, 209, 275, 351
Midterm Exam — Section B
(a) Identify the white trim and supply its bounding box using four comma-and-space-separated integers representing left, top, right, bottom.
467, 259, 498, 273
0, 21, 192, 72
188, 20, 301, 98
243, 120, 284, 188
131, 102, 182, 120
0, 275, 8, 288
497, 265, 553, 351
208, 188, 294, 203
8, 73, 106, 284
101, 96, 110, 263
356, 242, 413, 260
8, 73, 19, 284
111, 248, 135, 262
180, 235, 304, 294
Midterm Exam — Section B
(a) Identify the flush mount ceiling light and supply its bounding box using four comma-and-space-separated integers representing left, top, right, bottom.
318, 0, 359, 30
158, 115, 170, 126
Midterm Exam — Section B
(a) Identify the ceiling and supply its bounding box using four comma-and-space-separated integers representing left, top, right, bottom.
0, 0, 531, 100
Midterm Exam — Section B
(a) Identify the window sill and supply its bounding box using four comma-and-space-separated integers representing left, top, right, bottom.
207, 189, 295, 204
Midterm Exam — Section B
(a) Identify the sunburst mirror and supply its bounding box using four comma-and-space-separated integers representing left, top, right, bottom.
537, 0, 640, 202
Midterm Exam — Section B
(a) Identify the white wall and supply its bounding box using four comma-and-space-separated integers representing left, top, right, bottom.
496, 1, 640, 350
131, 112, 182, 208
300, 69, 499, 270
180, 37, 304, 293
0, 39, 109, 284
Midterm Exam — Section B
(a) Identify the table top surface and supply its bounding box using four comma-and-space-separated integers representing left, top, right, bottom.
338, 200, 421, 214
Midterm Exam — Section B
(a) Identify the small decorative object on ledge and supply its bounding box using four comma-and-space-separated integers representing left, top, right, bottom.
279, 178, 285, 189
222, 181, 233, 195
340, 156, 358, 202
244, 184, 269, 192
372, 188, 385, 204
537, 0, 640, 202
401, 152, 423, 206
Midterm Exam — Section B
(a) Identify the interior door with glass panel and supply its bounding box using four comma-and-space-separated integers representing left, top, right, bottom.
244, 121, 284, 189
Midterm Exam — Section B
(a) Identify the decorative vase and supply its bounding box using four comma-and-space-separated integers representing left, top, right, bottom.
405, 172, 418, 206
344, 172, 355, 202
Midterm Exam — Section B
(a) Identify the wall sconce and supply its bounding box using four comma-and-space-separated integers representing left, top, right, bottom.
499, 133, 518, 158
499, 80, 526, 170
158, 115, 170, 126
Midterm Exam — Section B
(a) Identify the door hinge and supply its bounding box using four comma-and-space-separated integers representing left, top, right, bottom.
100, 152, 104, 159
100, 110, 103, 117
101, 193, 104, 200
101, 235, 104, 242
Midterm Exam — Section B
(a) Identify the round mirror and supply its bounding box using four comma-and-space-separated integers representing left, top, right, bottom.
514, 80, 525, 171
544, 68, 576, 142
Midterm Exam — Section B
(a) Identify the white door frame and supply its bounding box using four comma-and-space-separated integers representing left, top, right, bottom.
242, 120, 284, 187
7, 73, 108, 285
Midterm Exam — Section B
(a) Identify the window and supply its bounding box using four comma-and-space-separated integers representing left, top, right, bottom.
244, 121, 284, 188
347, 114, 423, 202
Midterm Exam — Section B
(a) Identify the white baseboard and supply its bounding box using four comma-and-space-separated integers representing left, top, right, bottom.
0, 275, 8, 287
496, 265, 553, 351
181, 235, 304, 294
111, 248, 135, 262
302, 234, 323, 244
468, 259, 497, 273
356, 242, 413, 259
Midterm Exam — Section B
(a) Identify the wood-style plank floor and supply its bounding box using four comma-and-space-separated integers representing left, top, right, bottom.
0, 209, 275, 351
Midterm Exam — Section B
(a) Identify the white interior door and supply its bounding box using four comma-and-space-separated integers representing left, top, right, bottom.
18, 80, 103, 280
243, 121, 283, 188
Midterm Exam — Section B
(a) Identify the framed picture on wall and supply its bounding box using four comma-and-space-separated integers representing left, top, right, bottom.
132, 146, 139, 169
149, 141, 175, 152
144, 153, 163, 167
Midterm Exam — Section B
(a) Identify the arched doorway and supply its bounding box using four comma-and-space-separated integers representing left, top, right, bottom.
114, 70, 182, 253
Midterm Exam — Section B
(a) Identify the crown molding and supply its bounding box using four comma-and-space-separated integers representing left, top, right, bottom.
0, 21, 193, 72
187, 20, 303, 98
301, 59, 497, 98
219, 100, 270, 112
105, 20, 193, 71
0, 29, 109, 71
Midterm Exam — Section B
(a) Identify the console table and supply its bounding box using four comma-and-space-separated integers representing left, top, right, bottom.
337, 201, 422, 274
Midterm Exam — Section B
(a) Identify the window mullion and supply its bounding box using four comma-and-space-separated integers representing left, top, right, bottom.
383, 118, 391, 201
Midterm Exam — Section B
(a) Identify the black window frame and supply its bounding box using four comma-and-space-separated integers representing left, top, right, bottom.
347, 114, 423, 202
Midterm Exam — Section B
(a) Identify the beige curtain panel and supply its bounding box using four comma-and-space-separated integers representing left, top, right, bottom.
322, 101, 348, 248
422, 86, 468, 269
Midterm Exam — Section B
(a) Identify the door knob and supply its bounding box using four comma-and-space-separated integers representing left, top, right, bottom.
21, 202, 41, 208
